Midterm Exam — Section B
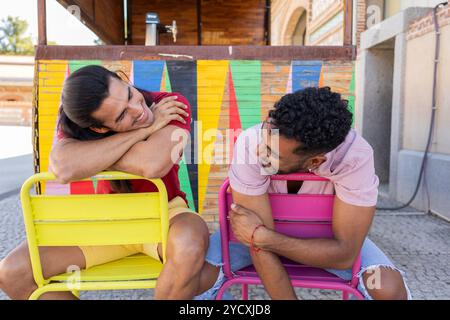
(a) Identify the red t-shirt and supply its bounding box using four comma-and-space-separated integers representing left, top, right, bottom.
56, 91, 191, 205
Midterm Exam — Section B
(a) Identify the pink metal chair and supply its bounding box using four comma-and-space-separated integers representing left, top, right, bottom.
216, 173, 364, 300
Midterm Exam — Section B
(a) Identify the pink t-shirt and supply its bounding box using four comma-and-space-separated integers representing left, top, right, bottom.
228, 124, 379, 207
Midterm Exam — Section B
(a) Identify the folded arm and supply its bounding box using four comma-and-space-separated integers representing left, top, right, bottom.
110, 125, 189, 179
254, 196, 375, 269
50, 128, 153, 184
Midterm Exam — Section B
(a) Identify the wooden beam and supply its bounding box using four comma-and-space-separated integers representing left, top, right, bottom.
197, 0, 202, 45
344, 0, 354, 46
38, 0, 47, 45
264, 0, 270, 45
35, 45, 356, 61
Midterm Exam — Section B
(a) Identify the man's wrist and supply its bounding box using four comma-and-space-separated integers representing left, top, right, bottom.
137, 126, 154, 140
253, 225, 273, 250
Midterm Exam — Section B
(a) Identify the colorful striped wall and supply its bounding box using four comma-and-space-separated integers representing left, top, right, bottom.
36, 59, 355, 229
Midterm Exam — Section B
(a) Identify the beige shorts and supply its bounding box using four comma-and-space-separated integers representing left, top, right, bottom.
79, 196, 196, 269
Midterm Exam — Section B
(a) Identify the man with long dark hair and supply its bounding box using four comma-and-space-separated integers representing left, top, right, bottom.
0, 65, 209, 300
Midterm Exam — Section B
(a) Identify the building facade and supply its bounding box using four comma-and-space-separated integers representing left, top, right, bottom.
0, 55, 34, 126
356, 1, 449, 219
271, 0, 367, 46
271, 0, 450, 219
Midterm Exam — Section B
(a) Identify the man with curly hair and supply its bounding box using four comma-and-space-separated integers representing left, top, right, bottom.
194, 87, 411, 300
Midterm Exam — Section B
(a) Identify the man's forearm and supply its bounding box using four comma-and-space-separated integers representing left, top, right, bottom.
108, 139, 168, 178
255, 228, 356, 270
50, 128, 151, 183
229, 192, 297, 299
109, 125, 188, 179
250, 248, 297, 299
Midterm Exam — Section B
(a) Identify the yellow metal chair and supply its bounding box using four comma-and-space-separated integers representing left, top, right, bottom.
20, 171, 169, 300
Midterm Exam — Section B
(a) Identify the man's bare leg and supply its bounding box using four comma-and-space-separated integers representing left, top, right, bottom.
154, 213, 209, 299
0, 241, 86, 300
362, 267, 408, 300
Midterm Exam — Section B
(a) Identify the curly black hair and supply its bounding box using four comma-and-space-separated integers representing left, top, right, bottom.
268, 87, 353, 155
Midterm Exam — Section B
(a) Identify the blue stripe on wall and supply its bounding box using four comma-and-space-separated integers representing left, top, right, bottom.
133, 60, 165, 92
292, 61, 323, 92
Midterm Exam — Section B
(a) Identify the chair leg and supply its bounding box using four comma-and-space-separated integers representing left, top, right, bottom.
351, 289, 365, 300
242, 284, 248, 300
343, 291, 349, 300
216, 280, 234, 300
28, 287, 48, 300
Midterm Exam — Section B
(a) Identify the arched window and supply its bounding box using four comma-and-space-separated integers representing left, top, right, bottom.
282, 6, 308, 45
292, 11, 307, 45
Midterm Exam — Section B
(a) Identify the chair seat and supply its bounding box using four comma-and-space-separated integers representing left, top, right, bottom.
50, 253, 163, 282
235, 264, 347, 283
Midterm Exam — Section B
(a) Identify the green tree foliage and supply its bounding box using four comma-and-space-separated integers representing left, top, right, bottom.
0, 16, 34, 55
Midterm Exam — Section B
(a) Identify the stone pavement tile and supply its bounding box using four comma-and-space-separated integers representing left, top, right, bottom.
0, 195, 26, 300
80, 290, 152, 300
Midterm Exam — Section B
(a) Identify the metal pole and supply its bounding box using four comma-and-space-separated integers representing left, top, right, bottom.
37, 0, 47, 45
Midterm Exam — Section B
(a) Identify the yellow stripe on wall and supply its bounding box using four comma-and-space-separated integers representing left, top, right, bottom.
37, 60, 68, 173
197, 60, 229, 214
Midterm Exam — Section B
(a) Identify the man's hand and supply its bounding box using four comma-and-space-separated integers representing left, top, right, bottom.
229, 203, 265, 247
111, 124, 188, 179
149, 96, 189, 133
131, 97, 188, 142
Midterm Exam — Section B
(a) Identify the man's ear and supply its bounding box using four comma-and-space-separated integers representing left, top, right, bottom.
309, 154, 327, 169
89, 126, 110, 134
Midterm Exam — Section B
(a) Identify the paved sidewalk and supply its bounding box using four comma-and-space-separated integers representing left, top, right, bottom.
0, 154, 34, 198
0, 193, 449, 300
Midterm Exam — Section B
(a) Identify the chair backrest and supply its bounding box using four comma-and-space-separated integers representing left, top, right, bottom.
219, 173, 361, 284
20, 171, 169, 285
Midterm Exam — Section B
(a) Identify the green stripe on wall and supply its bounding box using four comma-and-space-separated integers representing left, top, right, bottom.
69, 60, 102, 73
230, 61, 261, 129
348, 66, 356, 128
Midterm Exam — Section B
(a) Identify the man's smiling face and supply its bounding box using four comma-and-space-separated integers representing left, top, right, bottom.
90, 77, 155, 133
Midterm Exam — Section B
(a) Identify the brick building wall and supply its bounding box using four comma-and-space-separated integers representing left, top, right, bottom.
356, 0, 367, 47
0, 86, 32, 126
0, 55, 34, 126
406, 3, 450, 40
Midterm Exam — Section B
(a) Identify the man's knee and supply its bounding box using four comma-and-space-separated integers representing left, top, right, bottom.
362, 267, 408, 300
169, 231, 209, 264
167, 214, 209, 267
0, 253, 36, 298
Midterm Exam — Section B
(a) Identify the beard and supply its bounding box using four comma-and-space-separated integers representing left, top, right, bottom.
260, 163, 306, 175
277, 160, 309, 175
